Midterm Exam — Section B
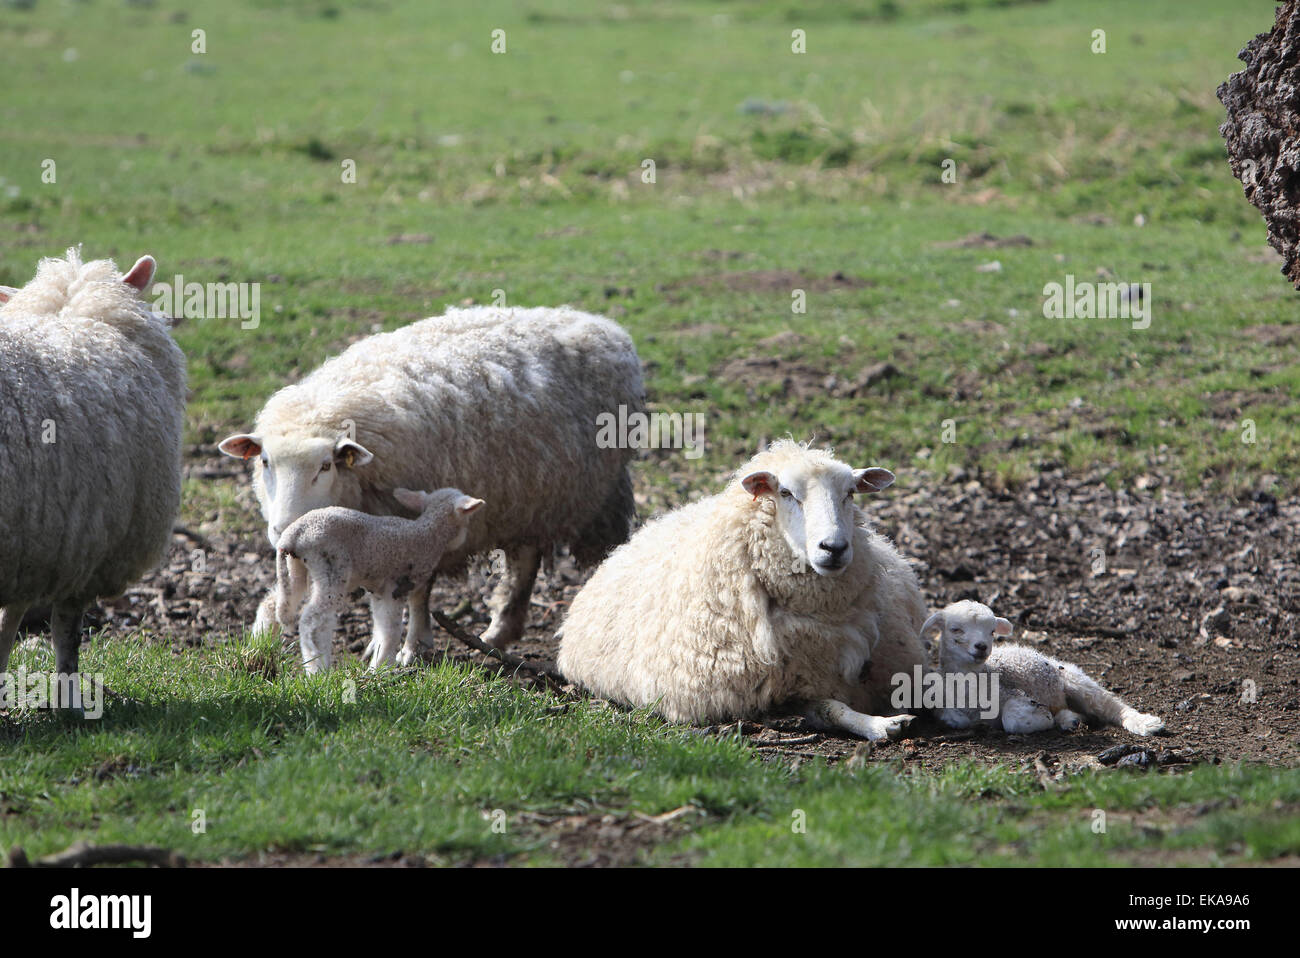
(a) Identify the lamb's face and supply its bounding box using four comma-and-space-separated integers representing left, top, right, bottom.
741, 461, 895, 576
928, 601, 1013, 669
219, 432, 374, 547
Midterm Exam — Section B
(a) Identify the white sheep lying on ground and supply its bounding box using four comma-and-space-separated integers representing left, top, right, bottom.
0, 249, 186, 708
921, 600, 1165, 736
275, 488, 484, 673
557, 440, 928, 741
220, 305, 643, 663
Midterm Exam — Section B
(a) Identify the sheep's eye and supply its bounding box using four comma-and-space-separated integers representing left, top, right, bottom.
320, 461, 332, 473
952, 628, 964, 635
780, 488, 793, 499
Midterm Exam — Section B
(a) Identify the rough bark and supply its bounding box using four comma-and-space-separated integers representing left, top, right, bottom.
1218, 1, 1300, 289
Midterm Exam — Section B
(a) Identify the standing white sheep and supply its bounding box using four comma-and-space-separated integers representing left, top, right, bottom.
0, 249, 186, 706
275, 488, 484, 673
921, 600, 1165, 736
219, 305, 643, 667
557, 440, 928, 741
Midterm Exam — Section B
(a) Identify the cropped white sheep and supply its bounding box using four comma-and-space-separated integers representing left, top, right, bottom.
275, 488, 484, 673
0, 248, 186, 706
219, 305, 643, 667
921, 600, 1165, 736
557, 440, 928, 741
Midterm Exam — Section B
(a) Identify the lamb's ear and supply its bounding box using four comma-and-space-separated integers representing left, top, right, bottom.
457, 496, 485, 515
741, 470, 779, 499
122, 255, 156, 292
218, 433, 262, 460
0, 285, 16, 304
333, 438, 374, 469
919, 612, 944, 664
853, 467, 895, 494
392, 487, 426, 512
993, 617, 1013, 636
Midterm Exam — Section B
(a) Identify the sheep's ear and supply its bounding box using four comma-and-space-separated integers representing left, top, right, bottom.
218, 433, 262, 460
393, 487, 426, 512
457, 496, 485, 515
853, 467, 895, 494
122, 255, 156, 292
334, 438, 374, 469
994, 617, 1013, 636
0, 285, 15, 304
741, 470, 778, 499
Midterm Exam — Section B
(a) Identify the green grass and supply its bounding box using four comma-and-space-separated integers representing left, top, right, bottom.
2, 635, 1296, 866
1, 0, 1298, 865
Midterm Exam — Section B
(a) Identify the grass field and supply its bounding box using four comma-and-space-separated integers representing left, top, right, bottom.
2, 0, 1298, 867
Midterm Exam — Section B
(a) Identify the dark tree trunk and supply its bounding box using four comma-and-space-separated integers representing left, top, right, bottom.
1218, 2, 1300, 289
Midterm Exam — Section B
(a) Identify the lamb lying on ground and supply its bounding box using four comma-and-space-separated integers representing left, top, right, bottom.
921, 600, 1165, 736
275, 488, 484, 673
0, 249, 186, 710
557, 440, 928, 741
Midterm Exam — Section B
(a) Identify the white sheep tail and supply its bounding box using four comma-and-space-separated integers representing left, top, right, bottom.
1058, 660, 1164, 736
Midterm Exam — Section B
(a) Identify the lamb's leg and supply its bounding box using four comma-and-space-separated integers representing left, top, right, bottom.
274, 553, 311, 628
1059, 661, 1164, 735
50, 601, 85, 712
296, 590, 338, 675
481, 544, 540, 650
405, 585, 436, 651
368, 594, 406, 669
0, 603, 27, 674
806, 698, 914, 742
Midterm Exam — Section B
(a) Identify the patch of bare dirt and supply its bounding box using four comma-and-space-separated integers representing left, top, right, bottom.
932, 231, 1034, 249
657, 269, 870, 302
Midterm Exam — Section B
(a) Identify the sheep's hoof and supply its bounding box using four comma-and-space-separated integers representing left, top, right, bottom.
1122, 711, 1165, 736
394, 648, 417, 667
866, 713, 914, 741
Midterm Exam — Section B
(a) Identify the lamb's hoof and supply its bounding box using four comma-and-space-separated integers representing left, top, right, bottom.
1122, 711, 1165, 736
394, 647, 417, 668
866, 713, 914, 741
1055, 709, 1083, 732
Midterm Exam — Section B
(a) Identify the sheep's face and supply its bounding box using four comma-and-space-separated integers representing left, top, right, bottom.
219, 432, 374, 547
924, 601, 1012, 669
741, 462, 895, 576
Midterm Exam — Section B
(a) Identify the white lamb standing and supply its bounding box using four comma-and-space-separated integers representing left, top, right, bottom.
557, 440, 928, 741
219, 305, 643, 667
921, 600, 1165, 736
0, 249, 186, 706
274, 488, 484, 673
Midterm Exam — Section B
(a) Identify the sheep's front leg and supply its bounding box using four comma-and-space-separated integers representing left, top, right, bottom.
481, 545, 540, 650
0, 604, 28, 706
806, 698, 914, 742
0, 603, 28, 675
368, 594, 406, 670
50, 602, 86, 713
297, 590, 339, 675
252, 589, 279, 637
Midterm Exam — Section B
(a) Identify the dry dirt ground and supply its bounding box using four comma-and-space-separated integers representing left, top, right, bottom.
49, 447, 1299, 777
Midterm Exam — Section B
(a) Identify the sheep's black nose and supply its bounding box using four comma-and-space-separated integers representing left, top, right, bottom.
973, 642, 988, 654
819, 539, 848, 557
